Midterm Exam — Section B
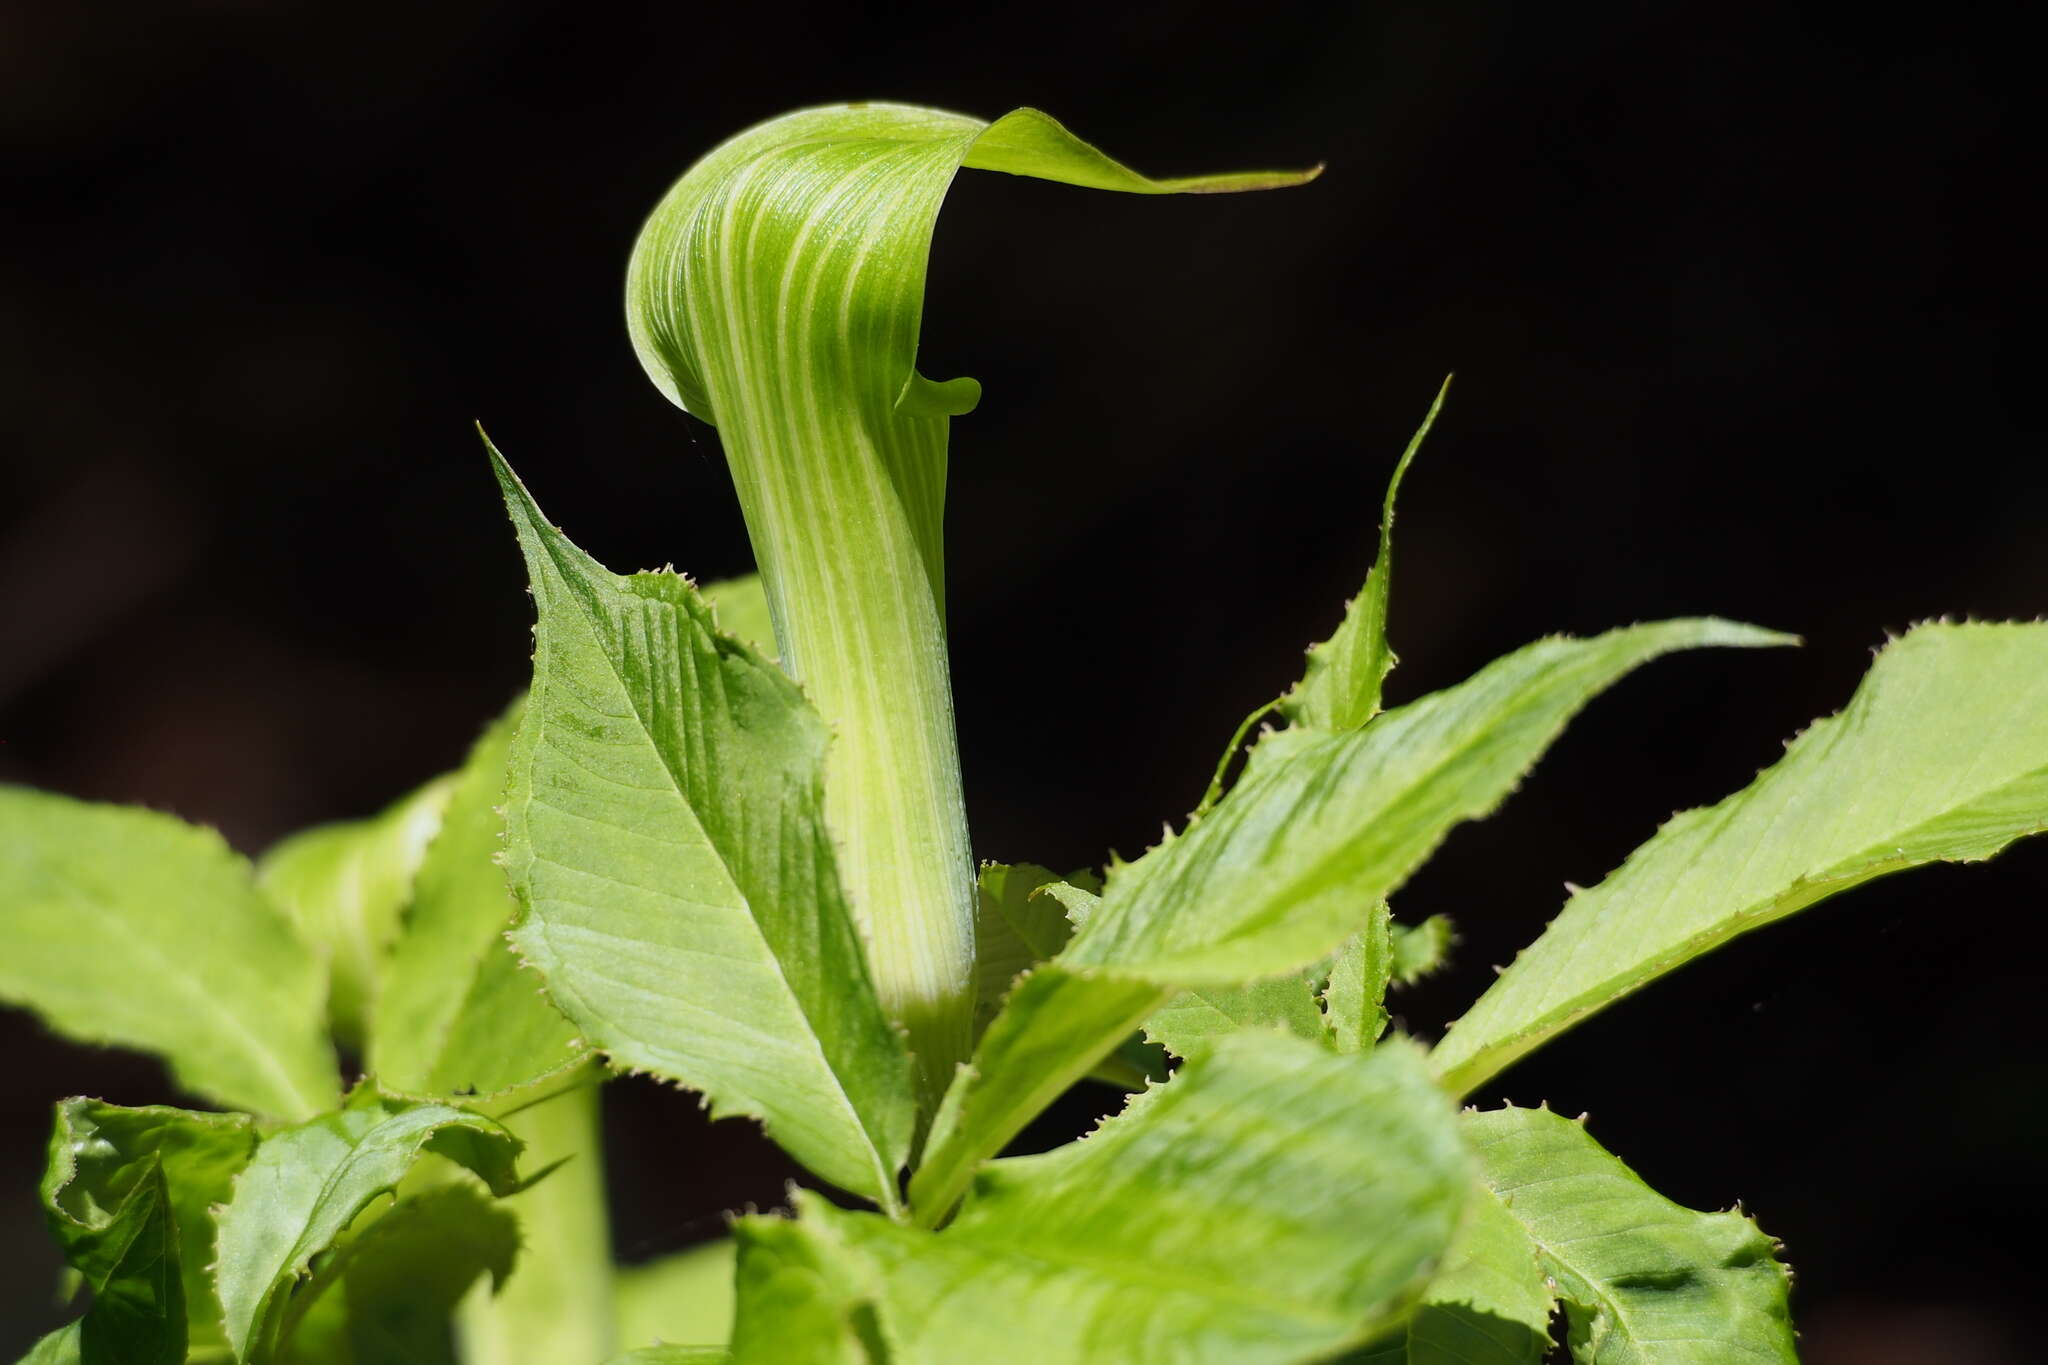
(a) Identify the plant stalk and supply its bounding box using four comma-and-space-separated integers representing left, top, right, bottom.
456, 1081, 616, 1363
716, 393, 976, 1107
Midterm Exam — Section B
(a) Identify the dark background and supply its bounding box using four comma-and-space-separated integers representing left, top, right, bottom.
2, 2, 2040, 1359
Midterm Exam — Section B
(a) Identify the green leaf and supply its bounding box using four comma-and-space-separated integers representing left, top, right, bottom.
455, 1084, 617, 1365
1321, 902, 1392, 1052
1349, 1182, 1554, 1365
606, 1351, 730, 1365
1465, 1106, 1795, 1361
614, 1241, 737, 1357
275, 1184, 518, 1365
745, 1035, 1469, 1364
1280, 377, 1449, 733
727, 1213, 878, 1365
18, 1324, 81, 1365
0, 789, 340, 1120
969, 862, 1073, 1035
1433, 621, 2048, 1095
700, 575, 774, 660
912, 620, 1788, 1220
212, 1093, 523, 1362
1391, 914, 1456, 985
372, 706, 585, 1101
1144, 975, 1326, 1058
627, 104, 1319, 1098
258, 776, 454, 1050
489, 445, 916, 1210
37, 1101, 259, 1365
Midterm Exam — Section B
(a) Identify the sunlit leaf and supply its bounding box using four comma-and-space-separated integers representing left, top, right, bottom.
372, 705, 584, 1101
743, 1036, 1467, 1364
0, 789, 339, 1120
1435, 622, 2048, 1095
1464, 1106, 1796, 1361
912, 621, 1788, 1220
490, 446, 916, 1209
259, 776, 453, 1050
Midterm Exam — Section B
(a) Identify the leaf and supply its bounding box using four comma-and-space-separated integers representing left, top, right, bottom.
1349, 1183, 1555, 1365
275, 1184, 518, 1365
1465, 1106, 1796, 1361
912, 620, 1789, 1220
1391, 914, 1456, 985
727, 1215, 878, 1365
36, 1101, 259, 1365
743, 1035, 1470, 1365
454, 1084, 617, 1365
614, 1241, 737, 1357
1320, 902, 1392, 1053
627, 104, 1320, 1097
1433, 621, 2048, 1095
212, 1093, 523, 1362
1280, 377, 1449, 733
489, 445, 916, 1210
372, 706, 585, 1100
700, 575, 774, 660
969, 862, 1073, 1035
1144, 975, 1326, 1058
17, 1324, 81, 1365
258, 776, 455, 1050
0, 788, 340, 1120
606, 1351, 730, 1365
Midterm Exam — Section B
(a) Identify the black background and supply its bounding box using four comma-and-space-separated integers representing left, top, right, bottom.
2, 2, 2041, 1359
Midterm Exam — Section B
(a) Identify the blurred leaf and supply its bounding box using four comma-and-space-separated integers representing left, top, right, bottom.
700, 575, 773, 660
1349, 1182, 1553, 1364
614, 1240, 737, 1358
259, 776, 454, 1050
1390, 914, 1455, 985
213, 1094, 522, 1362
455, 1085, 616, 1365
35, 1101, 258, 1365
1320, 902, 1392, 1052
1143, 975, 1325, 1058
372, 705, 584, 1100
0, 789, 340, 1120
276, 1184, 518, 1365
969, 862, 1072, 1036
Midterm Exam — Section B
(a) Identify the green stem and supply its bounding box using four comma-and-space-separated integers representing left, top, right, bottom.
718, 387, 977, 1107
456, 1082, 616, 1364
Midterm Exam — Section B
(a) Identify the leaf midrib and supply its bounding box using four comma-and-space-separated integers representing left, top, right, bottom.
1445, 761, 2048, 1092
38, 860, 325, 1121
525, 528, 896, 1198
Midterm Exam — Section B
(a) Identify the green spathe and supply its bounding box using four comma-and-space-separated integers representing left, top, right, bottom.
626, 104, 1318, 1097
